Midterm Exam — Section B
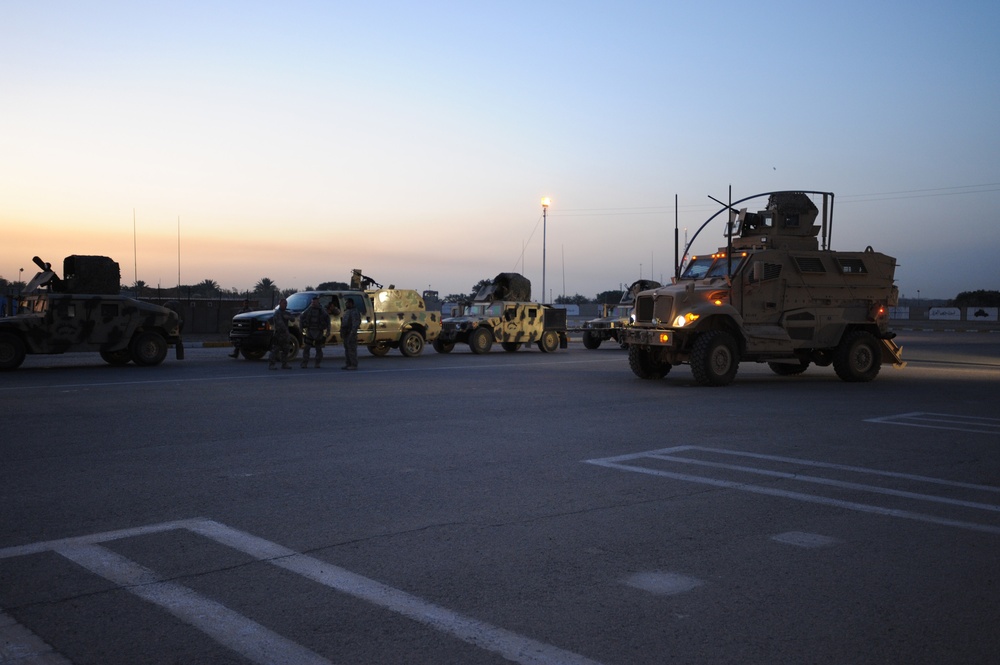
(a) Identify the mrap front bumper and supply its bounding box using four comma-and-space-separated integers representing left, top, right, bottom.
622, 327, 675, 347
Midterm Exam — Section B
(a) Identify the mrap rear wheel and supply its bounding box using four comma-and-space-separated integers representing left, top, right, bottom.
833, 331, 881, 382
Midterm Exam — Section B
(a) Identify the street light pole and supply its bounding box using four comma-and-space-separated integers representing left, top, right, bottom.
541, 197, 551, 303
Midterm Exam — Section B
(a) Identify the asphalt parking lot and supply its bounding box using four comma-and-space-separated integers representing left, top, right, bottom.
2, 331, 999, 664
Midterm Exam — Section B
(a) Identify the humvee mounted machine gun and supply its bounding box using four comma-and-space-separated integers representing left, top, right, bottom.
622, 191, 903, 386
0, 255, 184, 370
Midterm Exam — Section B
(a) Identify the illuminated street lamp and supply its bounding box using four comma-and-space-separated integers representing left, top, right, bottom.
541, 197, 551, 303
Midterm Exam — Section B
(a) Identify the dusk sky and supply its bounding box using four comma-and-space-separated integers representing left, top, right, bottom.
3, 1, 998, 301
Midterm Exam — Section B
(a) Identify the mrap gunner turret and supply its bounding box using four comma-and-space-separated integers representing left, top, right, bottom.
622, 190, 903, 386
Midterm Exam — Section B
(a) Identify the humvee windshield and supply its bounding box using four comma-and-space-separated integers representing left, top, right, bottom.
462, 303, 503, 317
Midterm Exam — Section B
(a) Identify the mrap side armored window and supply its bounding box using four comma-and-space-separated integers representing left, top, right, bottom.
837, 258, 868, 274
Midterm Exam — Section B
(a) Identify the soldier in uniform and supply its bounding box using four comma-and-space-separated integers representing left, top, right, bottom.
268, 298, 294, 370
299, 296, 331, 368
341, 298, 361, 370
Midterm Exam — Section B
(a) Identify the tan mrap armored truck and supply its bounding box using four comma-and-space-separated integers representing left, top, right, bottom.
0, 255, 184, 370
622, 191, 904, 386
581, 279, 660, 349
433, 272, 567, 354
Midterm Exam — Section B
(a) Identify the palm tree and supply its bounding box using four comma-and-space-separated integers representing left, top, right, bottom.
134, 280, 148, 297
197, 279, 220, 296
254, 278, 276, 296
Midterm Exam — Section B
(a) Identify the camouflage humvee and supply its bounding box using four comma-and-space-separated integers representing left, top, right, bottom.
0, 256, 184, 370
581, 279, 660, 349
433, 273, 567, 354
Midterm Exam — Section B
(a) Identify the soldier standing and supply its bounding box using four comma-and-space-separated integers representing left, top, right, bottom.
268, 298, 294, 370
341, 298, 361, 370
299, 297, 331, 368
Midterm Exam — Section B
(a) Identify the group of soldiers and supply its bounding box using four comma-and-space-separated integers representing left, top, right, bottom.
267, 296, 361, 370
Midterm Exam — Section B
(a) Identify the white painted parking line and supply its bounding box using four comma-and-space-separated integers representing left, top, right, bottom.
1, 519, 607, 665
864, 412, 1000, 435
55, 543, 333, 665
0, 609, 73, 664
584, 446, 1000, 535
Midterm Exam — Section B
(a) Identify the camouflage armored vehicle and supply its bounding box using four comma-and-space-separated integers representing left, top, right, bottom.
433, 272, 567, 354
581, 279, 660, 349
0, 255, 184, 370
622, 191, 903, 385
229, 269, 440, 360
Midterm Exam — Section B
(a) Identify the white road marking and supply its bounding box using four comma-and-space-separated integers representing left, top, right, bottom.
1, 519, 607, 665
585, 446, 1000, 535
54, 543, 333, 665
0, 609, 73, 664
864, 412, 1000, 435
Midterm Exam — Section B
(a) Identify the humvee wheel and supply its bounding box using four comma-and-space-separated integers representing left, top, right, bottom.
241, 348, 266, 360
100, 348, 132, 366
433, 339, 455, 354
130, 331, 168, 366
501, 342, 521, 352
767, 360, 810, 376
617, 337, 629, 350
833, 331, 881, 382
0, 332, 26, 370
690, 330, 739, 386
399, 331, 425, 357
469, 327, 493, 354
628, 345, 671, 379
582, 331, 601, 349
537, 330, 560, 353
368, 341, 391, 357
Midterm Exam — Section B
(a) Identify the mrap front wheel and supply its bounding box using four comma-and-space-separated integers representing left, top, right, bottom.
628, 345, 671, 379
690, 330, 739, 386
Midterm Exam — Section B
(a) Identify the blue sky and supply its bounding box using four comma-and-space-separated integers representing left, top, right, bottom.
2, 1, 998, 300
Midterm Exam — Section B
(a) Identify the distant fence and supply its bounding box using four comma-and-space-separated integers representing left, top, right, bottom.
144, 297, 264, 335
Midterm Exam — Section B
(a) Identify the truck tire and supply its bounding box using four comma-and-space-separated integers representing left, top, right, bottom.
368, 341, 391, 356
582, 331, 601, 349
0, 332, 26, 370
469, 327, 493, 354
100, 348, 132, 366
399, 330, 424, 357
130, 331, 168, 366
767, 360, 810, 376
241, 348, 266, 360
833, 330, 881, 382
433, 339, 455, 354
628, 345, 671, 379
501, 342, 521, 352
537, 330, 559, 353
690, 330, 739, 386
